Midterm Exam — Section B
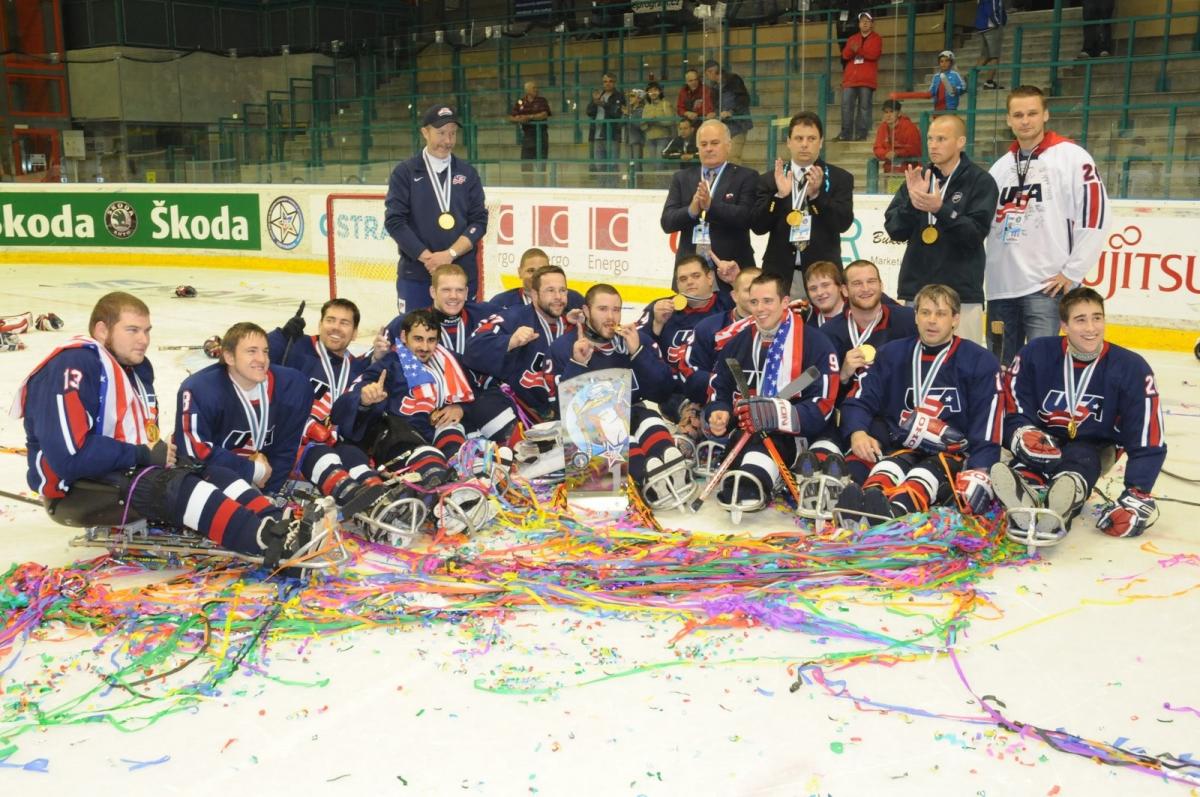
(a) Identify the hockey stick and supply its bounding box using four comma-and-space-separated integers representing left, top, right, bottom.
281, 300, 306, 364
688, 365, 820, 513
0, 488, 41, 506
725, 358, 804, 506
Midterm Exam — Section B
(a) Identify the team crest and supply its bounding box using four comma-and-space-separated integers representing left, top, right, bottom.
104, 201, 137, 239
266, 196, 304, 250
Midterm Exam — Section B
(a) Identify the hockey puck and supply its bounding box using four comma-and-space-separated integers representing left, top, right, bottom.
175, 285, 197, 298
202, 335, 222, 358
35, 313, 64, 331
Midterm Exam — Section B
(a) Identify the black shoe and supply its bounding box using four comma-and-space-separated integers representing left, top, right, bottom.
257, 505, 317, 571
835, 482, 866, 525
337, 480, 388, 519
983, 79, 1001, 90
862, 486, 897, 522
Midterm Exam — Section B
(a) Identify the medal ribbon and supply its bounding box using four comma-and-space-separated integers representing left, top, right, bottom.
700, 163, 727, 221
441, 314, 466, 354
848, 309, 882, 349
926, 159, 961, 229
422, 150, 453, 218
790, 164, 809, 217
131, 370, 154, 431
316, 341, 350, 401
232, 377, 270, 451
1062, 351, 1099, 431
910, 340, 953, 409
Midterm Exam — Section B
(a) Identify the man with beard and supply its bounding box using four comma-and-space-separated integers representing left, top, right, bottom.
752, 111, 854, 297
550, 284, 694, 511
991, 287, 1165, 542
489, 247, 585, 312
378, 264, 520, 445
819, 260, 916, 396
465, 264, 575, 424
702, 273, 840, 515
836, 285, 1003, 523
15, 293, 313, 568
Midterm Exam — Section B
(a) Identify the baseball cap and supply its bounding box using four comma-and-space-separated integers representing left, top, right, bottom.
421, 104, 459, 128
938, 50, 956, 62
858, 11, 873, 20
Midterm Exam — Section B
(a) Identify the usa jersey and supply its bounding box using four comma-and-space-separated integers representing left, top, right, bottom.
175, 363, 313, 493
681, 309, 749, 404
820, 304, 918, 403
706, 310, 840, 438
550, 329, 674, 406
463, 303, 575, 420
636, 292, 733, 380
1005, 336, 1165, 491
304, 345, 371, 444
383, 301, 497, 386
489, 286, 585, 313
15, 341, 157, 498
335, 345, 475, 443
841, 336, 1004, 469
985, 131, 1108, 300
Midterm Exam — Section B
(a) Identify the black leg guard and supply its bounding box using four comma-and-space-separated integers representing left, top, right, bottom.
45, 476, 136, 528
362, 414, 430, 468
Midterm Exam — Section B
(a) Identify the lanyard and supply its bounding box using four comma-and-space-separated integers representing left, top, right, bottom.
1062, 351, 1099, 436
911, 340, 953, 408
1015, 147, 1038, 192
316, 341, 350, 401
790, 164, 809, 214
232, 376, 270, 451
130, 370, 153, 424
535, 311, 565, 343
848, 309, 882, 349
700, 163, 727, 221
422, 150, 453, 216
926, 159, 960, 228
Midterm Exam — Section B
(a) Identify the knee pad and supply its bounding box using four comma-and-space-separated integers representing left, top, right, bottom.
45, 477, 134, 528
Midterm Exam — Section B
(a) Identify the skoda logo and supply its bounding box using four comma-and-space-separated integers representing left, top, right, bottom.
104, 201, 137, 239
267, 196, 304, 250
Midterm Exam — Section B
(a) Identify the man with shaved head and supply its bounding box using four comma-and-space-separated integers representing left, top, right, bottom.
661, 119, 759, 287
883, 113, 997, 345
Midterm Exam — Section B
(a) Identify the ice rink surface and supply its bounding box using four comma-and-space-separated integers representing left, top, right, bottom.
1, 264, 1198, 795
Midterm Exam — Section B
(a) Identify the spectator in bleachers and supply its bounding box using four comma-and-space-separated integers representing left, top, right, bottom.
836, 12, 883, 142
641, 82, 675, 166
586, 73, 627, 187
704, 59, 753, 165
676, 68, 714, 125
626, 88, 647, 172
976, 0, 1007, 90
509, 81, 552, 184
884, 114, 997, 346
662, 118, 699, 167
1080, 0, 1115, 59
930, 50, 966, 111
873, 99, 922, 177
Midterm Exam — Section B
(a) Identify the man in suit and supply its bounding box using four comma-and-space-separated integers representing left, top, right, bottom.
751, 111, 854, 298
660, 119, 759, 289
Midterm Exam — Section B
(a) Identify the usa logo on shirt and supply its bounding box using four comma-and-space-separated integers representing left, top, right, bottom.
1038, 390, 1104, 428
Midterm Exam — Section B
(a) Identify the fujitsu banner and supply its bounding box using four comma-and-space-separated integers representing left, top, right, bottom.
483, 188, 1200, 325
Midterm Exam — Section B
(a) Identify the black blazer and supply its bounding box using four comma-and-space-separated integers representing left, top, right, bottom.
751, 159, 854, 282
660, 161, 759, 268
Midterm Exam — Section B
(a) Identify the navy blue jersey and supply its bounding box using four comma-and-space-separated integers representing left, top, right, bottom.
706, 310, 840, 438
1005, 336, 1166, 491
334, 345, 475, 443
818, 303, 917, 362
550, 329, 674, 406
636, 292, 733, 379
841, 336, 1004, 470
489, 286, 585, 313
462, 303, 575, 421
175, 363, 313, 493
303, 344, 372, 443
681, 309, 749, 404
384, 153, 488, 292
17, 341, 158, 498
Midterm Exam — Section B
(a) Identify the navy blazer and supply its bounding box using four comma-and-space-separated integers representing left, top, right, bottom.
660, 161, 759, 268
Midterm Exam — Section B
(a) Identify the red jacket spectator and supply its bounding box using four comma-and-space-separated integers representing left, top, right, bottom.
841, 30, 883, 89
873, 113, 922, 173
676, 81, 714, 119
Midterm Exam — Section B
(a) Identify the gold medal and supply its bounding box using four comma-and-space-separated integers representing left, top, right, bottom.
786, 210, 804, 227
672, 294, 689, 311
438, 212, 455, 230
921, 225, 939, 245
145, 421, 160, 444
860, 344, 876, 364
1068, 420, 1077, 439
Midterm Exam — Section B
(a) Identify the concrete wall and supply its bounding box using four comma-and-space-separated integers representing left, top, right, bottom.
67, 47, 333, 124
